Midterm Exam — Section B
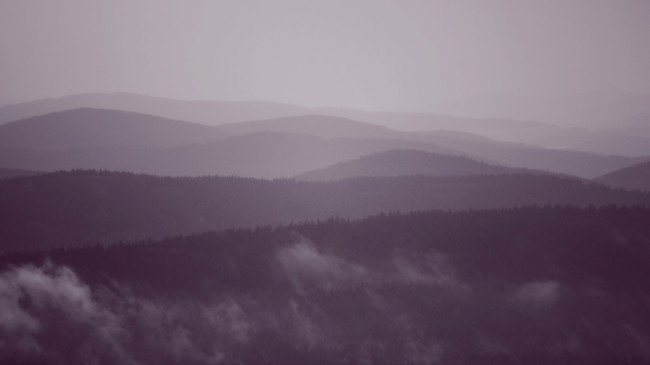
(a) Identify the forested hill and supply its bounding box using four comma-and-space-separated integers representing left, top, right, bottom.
595, 160, 650, 192
2, 206, 650, 364
0, 167, 41, 180
1, 170, 648, 253
297, 149, 518, 181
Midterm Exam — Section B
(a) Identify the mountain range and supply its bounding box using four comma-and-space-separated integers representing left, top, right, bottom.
440, 91, 650, 128
0, 92, 561, 144
0, 107, 644, 179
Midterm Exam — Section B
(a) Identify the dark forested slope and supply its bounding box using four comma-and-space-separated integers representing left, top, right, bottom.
2, 206, 650, 364
0, 167, 41, 179
297, 149, 520, 181
1, 170, 648, 252
595, 160, 650, 192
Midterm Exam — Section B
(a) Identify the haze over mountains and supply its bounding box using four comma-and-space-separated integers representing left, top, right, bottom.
438, 92, 650, 156
3, 1, 650, 363
0, 92, 310, 127
0, 103, 646, 179
3, 93, 650, 170
0, 108, 227, 149
5, 92, 650, 147
0, 92, 562, 143
441, 91, 650, 128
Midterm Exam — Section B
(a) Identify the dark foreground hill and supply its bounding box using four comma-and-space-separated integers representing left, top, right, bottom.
2, 206, 650, 364
594, 160, 650, 192
297, 149, 519, 181
0, 167, 41, 179
1, 170, 648, 253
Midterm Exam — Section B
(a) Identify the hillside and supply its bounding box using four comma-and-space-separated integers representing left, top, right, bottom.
297, 150, 518, 181
594, 161, 650, 192
218, 116, 634, 179
1, 170, 647, 253
0, 93, 561, 145
0, 108, 637, 179
0, 108, 226, 150
2, 206, 650, 364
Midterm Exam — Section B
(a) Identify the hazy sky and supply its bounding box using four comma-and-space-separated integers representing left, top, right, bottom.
1, 0, 650, 111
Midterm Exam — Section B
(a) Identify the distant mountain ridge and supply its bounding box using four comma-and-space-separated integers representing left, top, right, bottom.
0, 92, 308, 126
0, 107, 227, 150
0, 108, 642, 179
0, 92, 561, 144
441, 91, 650, 128
297, 150, 520, 181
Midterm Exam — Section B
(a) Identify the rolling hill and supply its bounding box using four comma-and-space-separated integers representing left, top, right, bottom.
168, 113, 643, 179
0, 92, 309, 126
0, 107, 227, 150
0, 92, 561, 144
297, 150, 518, 181
0, 107, 640, 179
594, 161, 650, 192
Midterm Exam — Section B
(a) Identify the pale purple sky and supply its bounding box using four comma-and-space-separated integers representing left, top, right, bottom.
1, 0, 649, 111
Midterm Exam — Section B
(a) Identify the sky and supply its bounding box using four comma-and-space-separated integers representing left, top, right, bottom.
1, 0, 650, 111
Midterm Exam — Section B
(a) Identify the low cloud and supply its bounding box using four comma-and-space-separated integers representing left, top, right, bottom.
277, 238, 466, 293
0, 262, 258, 365
1, 241, 466, 364
512, 280, 561, 307
277, 240, 371, 292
